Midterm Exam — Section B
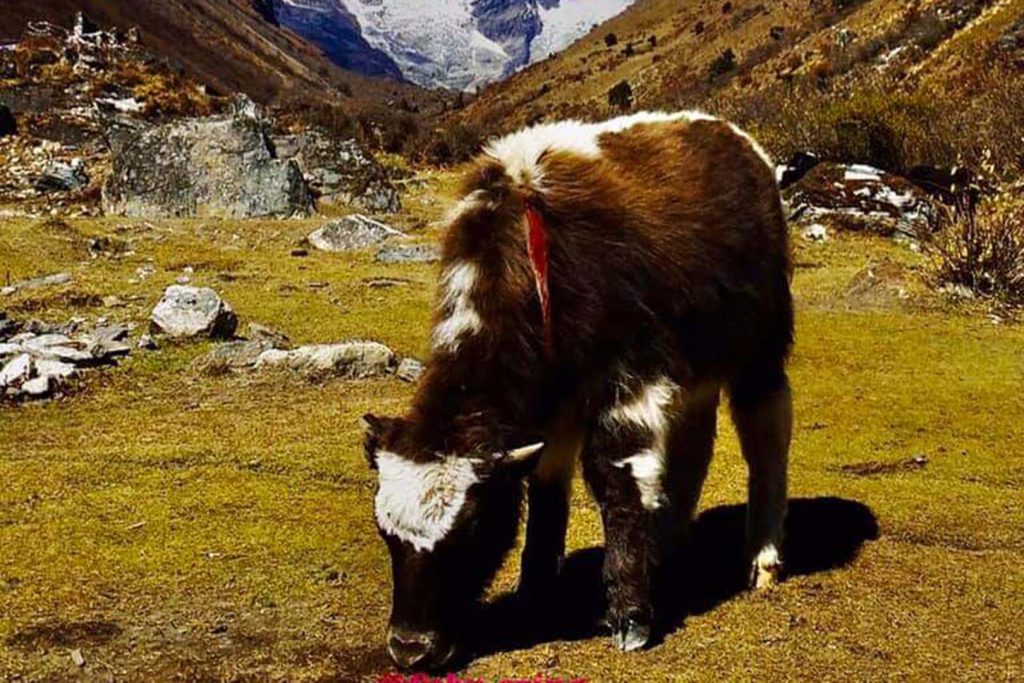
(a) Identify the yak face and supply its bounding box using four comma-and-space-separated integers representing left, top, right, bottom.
363, 414, 543, 671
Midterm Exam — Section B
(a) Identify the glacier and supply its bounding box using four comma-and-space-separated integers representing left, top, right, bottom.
275, 0, 636, 91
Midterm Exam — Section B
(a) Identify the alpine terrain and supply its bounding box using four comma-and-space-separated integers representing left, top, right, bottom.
271, 0, 638, 90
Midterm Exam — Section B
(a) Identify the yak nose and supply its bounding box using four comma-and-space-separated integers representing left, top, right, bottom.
387, 627, 439, 671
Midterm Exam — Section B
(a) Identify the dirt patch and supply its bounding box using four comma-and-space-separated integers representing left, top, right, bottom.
6, 620, 122, 650
833, 455, 928, 477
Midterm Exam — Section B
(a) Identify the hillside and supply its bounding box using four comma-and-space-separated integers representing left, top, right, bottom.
454, 0, 1024, 178
0, 0, 446, 111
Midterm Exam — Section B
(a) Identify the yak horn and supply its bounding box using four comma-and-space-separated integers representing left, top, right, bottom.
506, 442, 545, 462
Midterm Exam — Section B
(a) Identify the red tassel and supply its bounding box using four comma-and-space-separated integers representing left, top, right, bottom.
524, 203, 553, 354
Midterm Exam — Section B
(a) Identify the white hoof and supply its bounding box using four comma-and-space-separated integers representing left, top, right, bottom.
750, 544, 782, 590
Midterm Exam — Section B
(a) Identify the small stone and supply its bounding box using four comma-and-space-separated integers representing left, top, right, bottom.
246, 323, 290, 349
396, 358, 424, 383
35, 359, 78, 382
802, 224, 829, 242
102, 295, 126, 308
255, 342, 395, 379
137, 334, 158, 350
70, 648, 85, 667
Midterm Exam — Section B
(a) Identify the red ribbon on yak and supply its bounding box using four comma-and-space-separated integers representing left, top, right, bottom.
524, 202, 553, 355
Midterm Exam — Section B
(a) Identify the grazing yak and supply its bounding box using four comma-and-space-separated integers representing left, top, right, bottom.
363, 110, 793, 671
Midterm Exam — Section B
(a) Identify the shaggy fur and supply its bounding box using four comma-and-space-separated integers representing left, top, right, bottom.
365, 111, 794, 670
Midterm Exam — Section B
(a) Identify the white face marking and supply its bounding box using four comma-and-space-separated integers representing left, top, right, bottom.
374, 450, 479, 553
604, 377, 679, 511
431, 261, 483, 352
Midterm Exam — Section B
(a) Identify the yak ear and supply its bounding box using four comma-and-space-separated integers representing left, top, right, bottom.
361, 413, 397, 470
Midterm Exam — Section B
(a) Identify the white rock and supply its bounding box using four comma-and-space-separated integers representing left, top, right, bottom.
396, 358, 424, 383
802, 223, 829, 242
0, 353, 32, 387
150, 285, 239, 339
20, 375, 52, 398
35, 358, 78, 382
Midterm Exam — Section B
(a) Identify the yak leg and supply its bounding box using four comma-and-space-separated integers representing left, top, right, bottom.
730, 366, 792, 590
519, 408, 581, 599
584, 376, 681, 652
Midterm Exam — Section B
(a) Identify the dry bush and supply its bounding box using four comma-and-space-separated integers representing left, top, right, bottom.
930, 198, 1024, 304
133, 72, 215, 118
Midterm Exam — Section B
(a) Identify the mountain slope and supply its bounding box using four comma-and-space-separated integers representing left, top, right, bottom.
0, 0, 440, 109
272, 0, 637, 91
453, 0, 1022, 177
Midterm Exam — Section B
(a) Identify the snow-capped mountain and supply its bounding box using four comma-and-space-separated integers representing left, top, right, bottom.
271, 0, 637, 91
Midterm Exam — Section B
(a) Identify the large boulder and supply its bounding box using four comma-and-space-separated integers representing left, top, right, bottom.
103, 113, 313, 219
784, 163, 939, 238
273, 130, 401, 213
150, 286, 238, 339
308, 215, 405, 252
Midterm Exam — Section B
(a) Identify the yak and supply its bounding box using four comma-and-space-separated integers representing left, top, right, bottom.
363, 111, 794, 671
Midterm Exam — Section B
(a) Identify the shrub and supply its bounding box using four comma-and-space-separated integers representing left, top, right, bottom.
930, 198, 1024, 304
604, 33, 618, 48
708, 49, 737, 81
608, 80, 634, 110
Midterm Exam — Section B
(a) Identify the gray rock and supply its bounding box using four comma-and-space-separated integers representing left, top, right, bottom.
396, 358, 424, 383
246, 322, 291, 349
150, 286, 239, 339
308, 215, 406, 252
137, 334, 158, 350
194, 340, 275, 374
34, 158, 89, 192
103, 114, 313, 219
273, 131, 402, 213
1, 272, 72, 296
375, 243, 441, 264
255, 341, 395, 379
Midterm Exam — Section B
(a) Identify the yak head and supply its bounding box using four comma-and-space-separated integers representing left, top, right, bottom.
362, 413, 543, 671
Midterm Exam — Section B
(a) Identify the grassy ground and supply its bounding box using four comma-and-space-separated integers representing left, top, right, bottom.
1, 175, 1023, 682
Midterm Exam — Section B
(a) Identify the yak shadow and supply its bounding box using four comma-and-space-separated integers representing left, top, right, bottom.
473, 496, 879, 658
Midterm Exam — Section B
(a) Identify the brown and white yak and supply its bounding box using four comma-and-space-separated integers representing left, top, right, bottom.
363, 111, 794, 671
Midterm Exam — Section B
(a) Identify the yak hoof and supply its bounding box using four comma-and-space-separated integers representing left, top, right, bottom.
749, 545, 783, 590
611, 616, 651, 653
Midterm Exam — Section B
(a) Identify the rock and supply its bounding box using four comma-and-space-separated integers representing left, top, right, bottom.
396, 358, 424, 383
35, 358, 78, 382
0, 272, 72, 296
0, 343, 22, 359
272, 131, 402, 213
801, 223, 829, 242
784, 163, 938, 238
308, 215, 406, 252
375, 243, 441, 264
844, 258, 912, 310
0, 354, 32, 387
86, 325, 132, 359
0, 105, 16, 139
777, 151, 821, 189
904, 165, 980, 209
137, 334, 158, 350
194, 340, 275, 374
20, 376, 52, 398
245, 322, 290, 349
150, 286, 239, 339
255, 341, 395, 379
103, 113, 313, 219
34, 158, 89, 192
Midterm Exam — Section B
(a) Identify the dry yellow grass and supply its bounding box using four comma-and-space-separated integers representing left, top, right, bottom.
1, 173, 1023, 681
